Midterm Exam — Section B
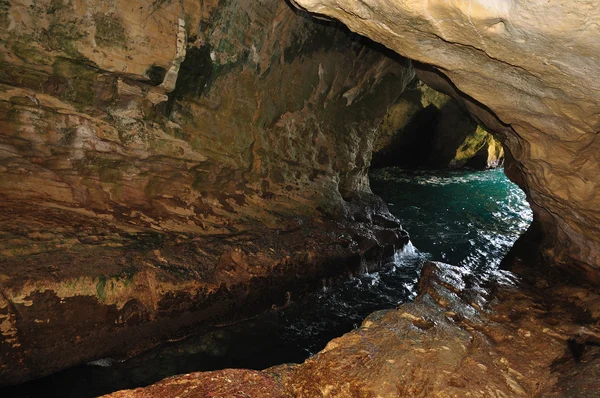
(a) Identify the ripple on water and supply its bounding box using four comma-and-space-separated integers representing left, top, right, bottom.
371, 167, 533, 271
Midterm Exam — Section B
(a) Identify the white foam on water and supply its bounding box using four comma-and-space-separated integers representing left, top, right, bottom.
395, 241, 417, 259
86, 358, 115, 367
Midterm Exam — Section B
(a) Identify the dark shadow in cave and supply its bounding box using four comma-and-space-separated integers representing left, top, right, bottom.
1, 166, 533, 398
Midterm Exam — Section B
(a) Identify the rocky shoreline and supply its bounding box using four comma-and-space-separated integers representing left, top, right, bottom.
0, 194, 408, 385
104, 260, 600, 397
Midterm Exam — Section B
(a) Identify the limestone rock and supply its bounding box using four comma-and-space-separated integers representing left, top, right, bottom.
449, 125, 504, 169
293, 0, 600, 281
105, 369, 290, 398
282, 262, 568, 397
0, 0, 413, 383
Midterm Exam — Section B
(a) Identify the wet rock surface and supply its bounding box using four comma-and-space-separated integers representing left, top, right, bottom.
293, 0, 600, 283
103, 261, 600, 397
0, 0, 413, 383
106, 369, 290, 398
0, 204, 407, 385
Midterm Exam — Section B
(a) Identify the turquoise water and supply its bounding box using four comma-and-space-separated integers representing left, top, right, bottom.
370, 167, 533, 273
3, 168, 532, 397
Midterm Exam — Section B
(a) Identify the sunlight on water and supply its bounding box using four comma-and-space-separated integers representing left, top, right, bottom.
370, 167, 533, 272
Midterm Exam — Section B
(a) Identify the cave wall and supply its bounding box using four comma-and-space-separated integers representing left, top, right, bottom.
0, 0, 414, 236
293, 0, 600, 282
0, 0, 413, 383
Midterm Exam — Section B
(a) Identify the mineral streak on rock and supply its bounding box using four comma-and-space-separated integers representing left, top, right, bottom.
0, 0, 414, 383
293, 0, 600, 282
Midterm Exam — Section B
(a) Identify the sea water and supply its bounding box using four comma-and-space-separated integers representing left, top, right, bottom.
4, 168, 532, 397
370, 167, 533, 272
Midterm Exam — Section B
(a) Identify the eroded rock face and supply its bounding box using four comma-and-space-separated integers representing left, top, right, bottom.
0, 0, 413, 383
293, 0, 600, 282
0, 0, 414, 236
103, 261, 600, 397
372, 80, 504, 170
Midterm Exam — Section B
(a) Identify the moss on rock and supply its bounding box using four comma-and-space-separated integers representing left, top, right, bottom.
94, 13, 128, 49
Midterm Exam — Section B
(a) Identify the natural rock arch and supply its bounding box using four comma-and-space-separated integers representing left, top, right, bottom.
293, 0, 600, 283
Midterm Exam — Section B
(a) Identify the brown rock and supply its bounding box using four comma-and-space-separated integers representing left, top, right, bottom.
293, 0, 600, 281
104, 369, 290, 398
0, 0, 412, 383
104, 261, 600, 397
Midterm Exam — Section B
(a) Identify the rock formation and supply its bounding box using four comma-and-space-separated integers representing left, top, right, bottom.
372, 79, 504, 170
101, 1, 600, 396
293, 0, 600, 283
104, 261, 600, 397
0, 0, 413, 383
2, 0, 600, 393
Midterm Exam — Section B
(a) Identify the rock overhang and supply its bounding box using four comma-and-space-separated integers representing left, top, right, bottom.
293, 0, 600, 282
